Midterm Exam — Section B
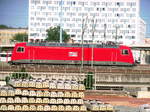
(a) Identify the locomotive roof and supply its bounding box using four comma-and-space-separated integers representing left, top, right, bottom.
26, 42, 119, 48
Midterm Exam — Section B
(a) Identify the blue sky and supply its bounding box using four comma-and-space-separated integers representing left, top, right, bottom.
0, 0, 150, 36
0, 0, 28, 28
140, 0, 150, 37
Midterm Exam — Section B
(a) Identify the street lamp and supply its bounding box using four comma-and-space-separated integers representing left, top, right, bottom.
59, 0, 63, 43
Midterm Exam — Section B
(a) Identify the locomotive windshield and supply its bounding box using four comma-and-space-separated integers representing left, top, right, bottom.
17, 47, 25, 53
122, 49, 129, 55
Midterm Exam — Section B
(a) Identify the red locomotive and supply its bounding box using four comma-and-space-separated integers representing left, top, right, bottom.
10, 42, 134, 66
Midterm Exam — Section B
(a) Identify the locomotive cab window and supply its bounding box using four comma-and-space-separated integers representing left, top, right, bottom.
122, 49, 129, 55
17, 47, 25, 52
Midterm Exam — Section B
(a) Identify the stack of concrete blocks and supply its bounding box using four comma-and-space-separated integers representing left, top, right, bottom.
0, 77, 87, 111
84, 100, 114, 112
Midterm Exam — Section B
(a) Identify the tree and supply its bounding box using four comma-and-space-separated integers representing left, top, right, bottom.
5, 67, 32, 85
12, 33, 28, 42
46, 26, 70, 42
0, 24, 9, 29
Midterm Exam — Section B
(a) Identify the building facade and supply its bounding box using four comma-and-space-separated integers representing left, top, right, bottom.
0, 29, 28, 45
138, 17, 146, 44
29, 0, 145, 45
0, 28, 28, 62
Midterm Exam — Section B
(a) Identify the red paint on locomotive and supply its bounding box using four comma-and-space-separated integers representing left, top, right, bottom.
10, 42, 134, 66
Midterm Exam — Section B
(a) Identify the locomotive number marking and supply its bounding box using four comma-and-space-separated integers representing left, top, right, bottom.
69, 52, 78, 57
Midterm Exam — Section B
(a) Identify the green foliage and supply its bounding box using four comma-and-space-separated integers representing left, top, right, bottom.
11, 72, 31, 79
0, 24, 9, 29
5, 67, 32, 85
11, 67, 32, 79
84, 73, 94, 90
5, 76, 10, 85
21, 67, 26, 72
88, 72, 94, 74
0, 24, 27, 29
46, 26, 70, 42
12, 33, 28, 42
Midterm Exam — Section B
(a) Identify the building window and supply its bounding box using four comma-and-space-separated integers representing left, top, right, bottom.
116, 2, 124, 6
128, 25, 131, 28
71, 34, 76, 37
117, 13, 120, 17
127, 2, 136, 7
117, 2, 120, 6
119, 35, 123, 39
78, 2, 87, 6
42, 34, 46, 37
132, 36, 135, 39
73, 1, 76, 5
132, 8, 136, 12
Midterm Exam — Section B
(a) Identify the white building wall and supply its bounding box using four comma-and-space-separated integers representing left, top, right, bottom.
137, 17, 146, 44
29, 0, 145, 45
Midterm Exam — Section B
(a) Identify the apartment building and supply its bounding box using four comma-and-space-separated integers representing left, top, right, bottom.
29, 0, 146, 45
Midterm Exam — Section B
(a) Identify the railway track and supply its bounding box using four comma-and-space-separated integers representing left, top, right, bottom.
0, 63, 150, 74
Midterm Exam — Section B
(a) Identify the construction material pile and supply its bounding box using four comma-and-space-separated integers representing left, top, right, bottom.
84, 99, 114, 111
0, 78, 86, 111
0, 77, 114, 112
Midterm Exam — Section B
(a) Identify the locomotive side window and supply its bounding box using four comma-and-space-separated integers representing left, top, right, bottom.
122, 49, 129, 55
17, 47, 25, 52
